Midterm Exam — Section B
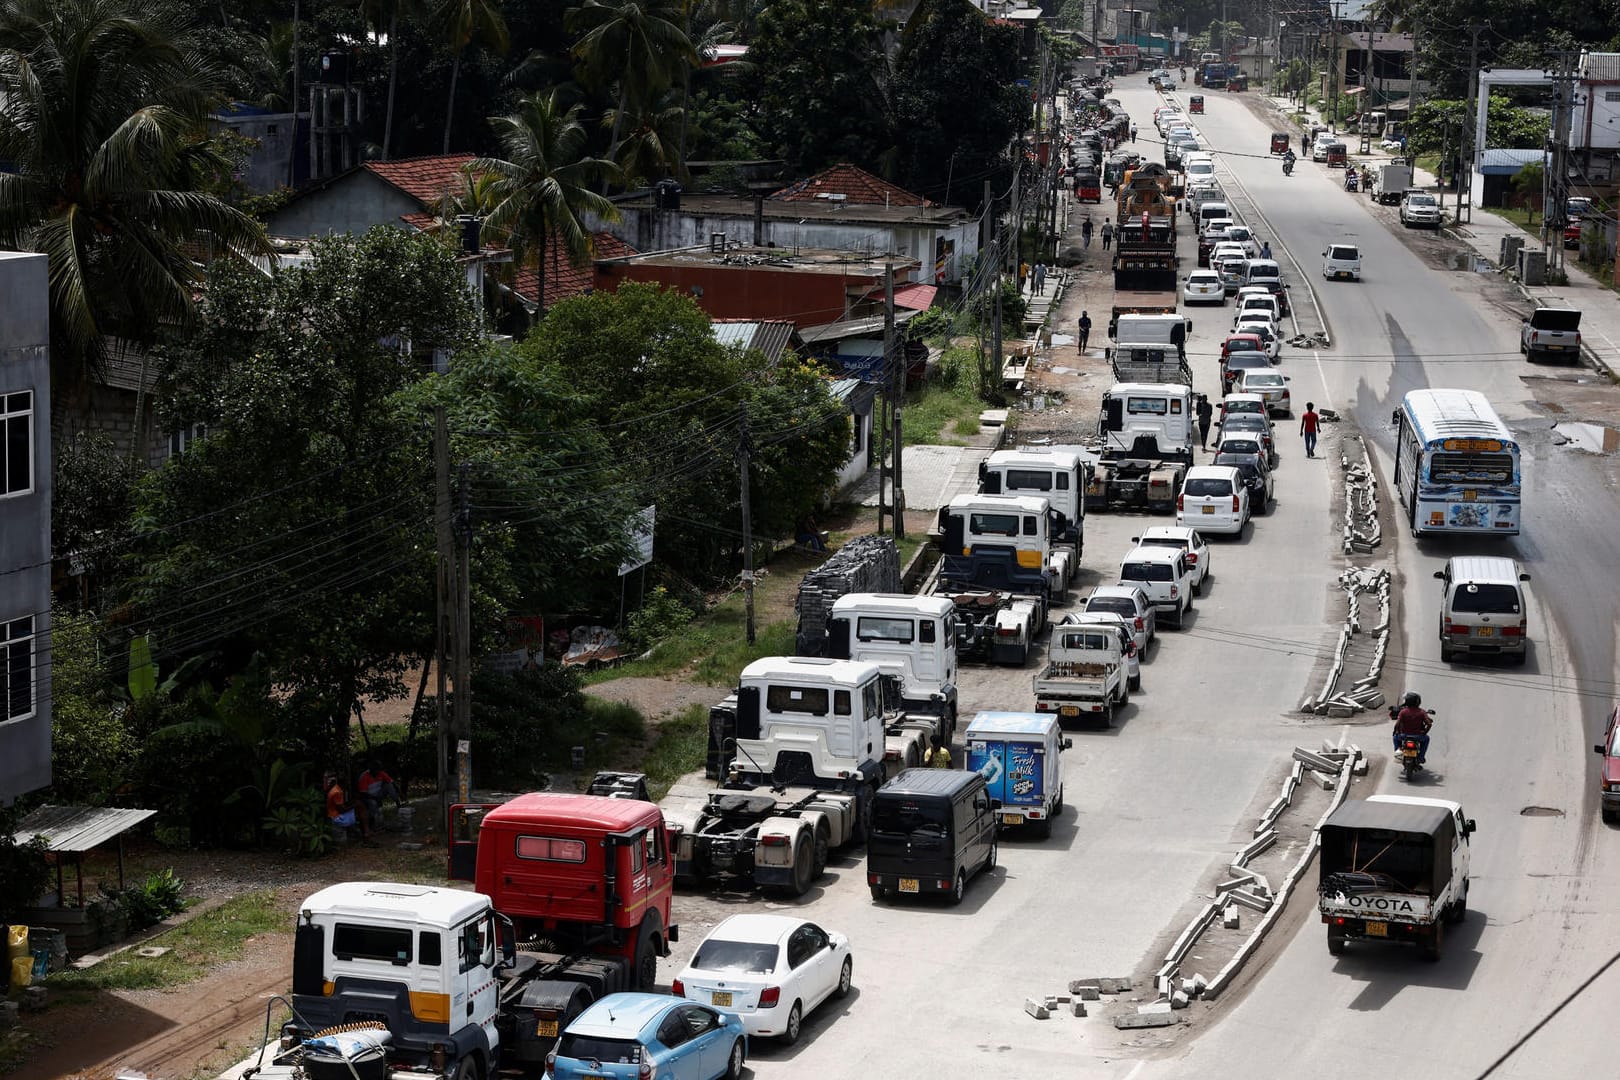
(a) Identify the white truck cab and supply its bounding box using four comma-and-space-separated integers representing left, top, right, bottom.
937, 492, 1074, 600
826, 593, 958, 726
1098, 382, 1197, 456
731, 657, 889, 788
978, 447, 1088, 550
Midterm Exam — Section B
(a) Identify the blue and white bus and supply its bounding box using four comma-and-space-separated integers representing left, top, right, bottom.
1393, 389, 1521, 536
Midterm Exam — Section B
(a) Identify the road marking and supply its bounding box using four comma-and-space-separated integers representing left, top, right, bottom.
1312, 351, 1336, 411
1122, 1062, 1147, 1080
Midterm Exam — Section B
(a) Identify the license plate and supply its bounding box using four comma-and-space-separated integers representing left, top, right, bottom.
1366, 921, 1388, 937
711, 991, 732, 1007
1477, 627, 1494, 636
535, 1019, 558, 1038
1060, 705, 1080, 717
900, 878, 920, 893
1002, 813, 1025, 826
1201, 505, 1214, 514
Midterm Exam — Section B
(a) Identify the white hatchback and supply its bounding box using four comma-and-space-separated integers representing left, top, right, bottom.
1323, 242, 1362, 280
1183, 269, 1225, 304
1177, 465, 1249, 535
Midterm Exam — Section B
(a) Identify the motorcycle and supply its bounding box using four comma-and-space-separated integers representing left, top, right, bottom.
1389, 705, 1436, 780
1282, 157, 1295, 177
1345, 172, 1360, 192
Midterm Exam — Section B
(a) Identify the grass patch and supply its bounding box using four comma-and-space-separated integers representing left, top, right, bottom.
641, 703, 711, 799
904, 381, 985, 446
0, 1028, 38, 1074
47, 891, 284, 993
1486, 205, 1542, 234
587, 605, 796, 688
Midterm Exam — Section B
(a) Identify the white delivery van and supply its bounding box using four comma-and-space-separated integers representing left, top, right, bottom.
962, 712, 1071, 839
1434, 557, 1531, 663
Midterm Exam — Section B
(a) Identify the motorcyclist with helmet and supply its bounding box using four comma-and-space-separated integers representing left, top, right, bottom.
1281, 149, 1296, 176
1390, 691, 1433, 765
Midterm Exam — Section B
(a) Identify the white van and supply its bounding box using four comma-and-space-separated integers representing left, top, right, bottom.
1434, 557, 1531, 663
1117, 545, 1195, 628
1198, 202, 1232, 231
1177, 465, 1248, 535
1323, 242, 1362, 281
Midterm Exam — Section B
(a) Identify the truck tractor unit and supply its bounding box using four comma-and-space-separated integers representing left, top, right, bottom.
689, 656, 887, 891
978, 447, 1089, 556
1085, 383, 1196, 513
823, 592, 960, 749
269, 794, 682, 1078
1109, 312, 1195, 386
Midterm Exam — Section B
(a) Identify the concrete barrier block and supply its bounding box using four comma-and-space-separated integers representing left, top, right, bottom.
1181, 977, 1200, 996
1097, 977, 1132, 994
1172, 991, 1190, 1009
1226, 888, 1273, 913
1306, 768, 1337, 790
1074, 984, 1101, 1000
1139, 1000, 1174, 1015
1223, 905, 1240, 929
1115, 1011, 1178, 1029
1070, 1001, 1087, 1017
1024, 997, 1050, 1019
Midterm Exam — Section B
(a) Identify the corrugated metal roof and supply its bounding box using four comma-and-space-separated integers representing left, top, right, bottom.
710, 319, 799, 363
710, 321, 761, 349
1480, 148, 1544, 174
17, 805, 157, 853
1580, 53, 1620, 82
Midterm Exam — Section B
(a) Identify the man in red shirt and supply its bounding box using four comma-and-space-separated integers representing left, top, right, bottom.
325, 772, 371, 840
1391, 692, 1433, 764
357, 760, 400, 830
1300, 401, 1321, 458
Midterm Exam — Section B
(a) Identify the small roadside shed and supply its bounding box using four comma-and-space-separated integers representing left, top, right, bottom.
1473, 149, 1545, 208
16, 805, 157, 907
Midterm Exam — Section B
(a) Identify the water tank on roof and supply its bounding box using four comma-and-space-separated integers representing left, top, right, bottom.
319, 51, 350, 84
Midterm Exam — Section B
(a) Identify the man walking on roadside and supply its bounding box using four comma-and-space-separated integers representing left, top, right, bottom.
1033, 261, 1047, 295
1300, 402, 1321, 458
1078, 311, 1093, 352
1081, 217, 1094, 248
1196, 394, 1214, 450
1101, 221, 1115, 250
1130, 122, 1138, 143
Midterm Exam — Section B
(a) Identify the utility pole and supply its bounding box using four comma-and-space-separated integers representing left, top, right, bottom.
737, 402, 756, 645
982, 179, 993, 256
1461, 24, 1482, 223
433, 407, 451, 821
452, 461, 472, 805
1547, 48, 1578, 277
1328, 0, 1340, 131
990, 237, 1004, 400
885, 263, 904, 539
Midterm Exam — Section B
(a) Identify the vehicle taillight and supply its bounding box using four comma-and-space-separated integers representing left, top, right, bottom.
546, 1051, 557, 1078
996, 626, 1018, 636
1502, 625, 1524, 636
640, 1060, 656, 1080
672, 977, 684, 996
760, 986, 781, 1007
1232, 494, 1240, 512
760, 834, 789, 846
1133, 616, 1144, 630
1445, 622, 1466, 635
1186, 552, 1197, 565
1170, 585, 1179, 598
1177, 493, 1184, 511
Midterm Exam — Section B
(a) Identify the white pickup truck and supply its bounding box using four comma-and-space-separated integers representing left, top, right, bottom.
1317, 795, 1475, 961
1032, 621, 1128, 724
1520, 306, 1582, 363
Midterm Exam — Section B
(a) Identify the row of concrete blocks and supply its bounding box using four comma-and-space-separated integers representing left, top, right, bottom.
1305, 568, 1391, 715
1023, 977, 1134, 1021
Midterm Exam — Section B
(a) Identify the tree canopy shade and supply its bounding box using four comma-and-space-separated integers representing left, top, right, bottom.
889, 0, 1023, 205
0, 0, 269, 389
743, 0, 892, 177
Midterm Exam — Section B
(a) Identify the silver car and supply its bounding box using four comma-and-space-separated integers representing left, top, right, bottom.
1081, 585, 1157, 653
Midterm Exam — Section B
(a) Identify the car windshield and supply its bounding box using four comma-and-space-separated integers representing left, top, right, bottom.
1138, 536, 1187, 551
1086, 596, 1138, 617
692, 939, 779, 974
1183, 477, 1232, 496
1237, 324, 1274, 341
1409, 195, 1435, 207
557, 1035, 643, 1064
1226, 340, 1260, 352
1226, 228, 1251, 241
1221, 439, 1262, 455
1330, 246, 1359, 259
871, 798, 949, 837
1451, 583, 1521, 614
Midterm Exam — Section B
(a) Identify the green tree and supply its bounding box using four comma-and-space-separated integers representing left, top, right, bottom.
744, 0, 892, 176
0, 0, 270, 389
567, 0, 698, 157
890, 0, 1024, 206
133, 229, 481, 754
518, 283, 850, 574
470, 91, 622, 320
433, 0, 510, 153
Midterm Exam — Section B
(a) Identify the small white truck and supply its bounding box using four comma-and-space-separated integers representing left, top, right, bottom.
1372, 162, 1412, 204
1317, 795, 1476, 961
1520, 306, 1582, 363
1032, 620, 1129, 724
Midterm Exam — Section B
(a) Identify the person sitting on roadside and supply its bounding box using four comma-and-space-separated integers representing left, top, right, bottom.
325, 771, 372, 841
357, 759, 401, 828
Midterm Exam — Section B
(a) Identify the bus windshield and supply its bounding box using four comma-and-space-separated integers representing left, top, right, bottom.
1428, 452, 1514, 484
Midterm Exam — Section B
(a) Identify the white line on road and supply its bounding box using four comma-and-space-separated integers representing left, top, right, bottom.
1312, 350, 1336, 412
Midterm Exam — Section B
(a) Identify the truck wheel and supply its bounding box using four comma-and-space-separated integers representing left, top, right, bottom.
1129, 672, 1142, 692
1327, 930, 1346, 956
634, 923, 660, 990
986, 838, 998, 870
1118, 682, 1130, 708
1425, 921, 1444, 962
1446, 881, 1468, 925
812, 822, 830, 877
788, 836, 815, 896
854, 783, 875, 844
1053, 786, 1064, 815
870, 885, 887, 902
1032, 816, 1053, 840
949, 870, 967, 906
453, 1055, 481, 1080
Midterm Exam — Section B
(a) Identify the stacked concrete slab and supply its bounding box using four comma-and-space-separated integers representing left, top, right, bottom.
793, 535, 902, 655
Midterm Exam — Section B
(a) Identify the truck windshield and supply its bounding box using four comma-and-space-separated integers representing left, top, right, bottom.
871, 799, 949, 838
692, 940, 779, 974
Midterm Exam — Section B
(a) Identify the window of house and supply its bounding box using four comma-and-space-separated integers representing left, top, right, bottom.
1605, 90, 1620, 102
2, 390, 32, 497
3, 616, 33, 722
169, 422, 206, 458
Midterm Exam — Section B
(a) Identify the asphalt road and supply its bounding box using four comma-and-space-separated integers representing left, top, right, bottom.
653, 74, 1620, 1080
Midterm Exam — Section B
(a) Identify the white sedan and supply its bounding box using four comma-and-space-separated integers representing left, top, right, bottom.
674, 914, 853, 1046
1131, 525, 1211, 595
1183, 269, 1225, 304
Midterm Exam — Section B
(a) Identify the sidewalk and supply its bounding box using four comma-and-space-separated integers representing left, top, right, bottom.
1265, 93, 1620, 379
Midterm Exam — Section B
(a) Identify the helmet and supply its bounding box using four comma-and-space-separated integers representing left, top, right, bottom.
1403, 691, 1422, 707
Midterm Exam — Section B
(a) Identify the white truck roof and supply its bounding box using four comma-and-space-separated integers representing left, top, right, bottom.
984, 447, 1087, 469
946, 492, 1051, 516
1366, 794, 1464, 815
831, 593, 955, 618
301, 882, 487, 927
1108, 382, 1193, 395
740, 655, 883, 685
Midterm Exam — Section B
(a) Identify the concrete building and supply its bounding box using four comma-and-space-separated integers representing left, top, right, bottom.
599, 164, 977, 289
0, 251, 53, 802
210, 103, 308, 195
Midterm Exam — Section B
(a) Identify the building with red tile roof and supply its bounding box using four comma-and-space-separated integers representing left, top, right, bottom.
771, 164, 932, 208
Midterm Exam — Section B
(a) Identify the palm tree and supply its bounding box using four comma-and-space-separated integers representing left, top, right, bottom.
433, 0, 510, 154
606, 93, 686, 186
566, 0, 698, 154
469, 91, 622, 320
0, 0, 270, 390
363, 0, 424, 160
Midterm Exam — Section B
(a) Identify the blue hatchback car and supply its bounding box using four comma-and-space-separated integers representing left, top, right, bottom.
547, 993, 746, 1080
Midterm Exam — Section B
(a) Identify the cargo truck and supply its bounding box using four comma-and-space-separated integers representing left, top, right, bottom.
963, 712, 1072, 838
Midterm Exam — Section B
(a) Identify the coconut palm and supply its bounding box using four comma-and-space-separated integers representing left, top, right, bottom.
469, 91, 621, 320
362, 0, 423, 160
566, 0, 698, 153
606, 93, 687, 186
0, 0, 270, 389
433, 0, 510, 154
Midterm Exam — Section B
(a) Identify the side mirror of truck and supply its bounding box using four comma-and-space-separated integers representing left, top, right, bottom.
1596, 744, 1606, 755
1433, 570, 1445, 580
1464, 819, 1477, 835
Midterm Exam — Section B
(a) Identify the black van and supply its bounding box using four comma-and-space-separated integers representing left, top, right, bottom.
866, 769, 997, 905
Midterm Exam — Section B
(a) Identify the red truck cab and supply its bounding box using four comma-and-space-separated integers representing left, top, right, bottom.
467, 793, 679, 988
